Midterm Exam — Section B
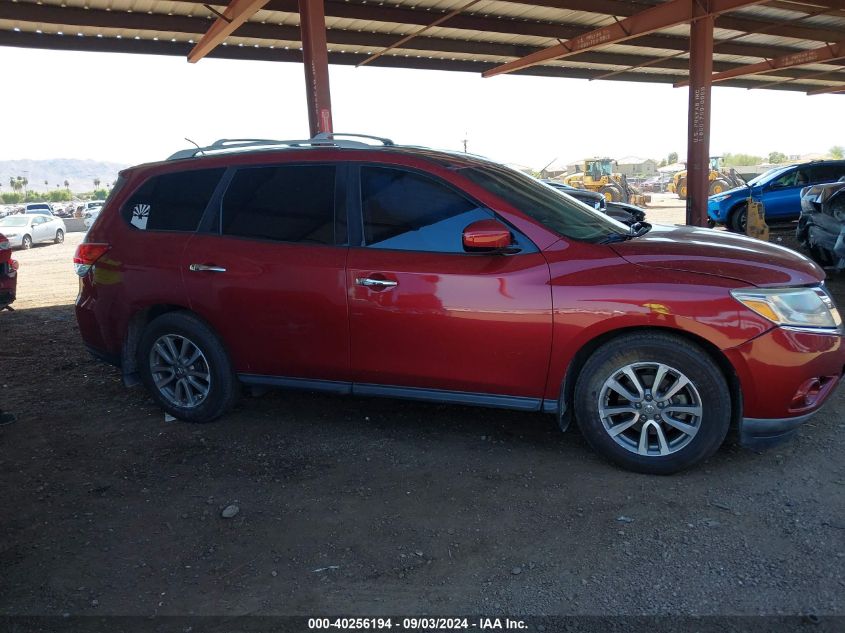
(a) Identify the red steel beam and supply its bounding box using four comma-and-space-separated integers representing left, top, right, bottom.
807, 83, 845, 94
300, 0, 333, 135
686, 0, 714, 228
481, 0, 765, 79
676, 39, 845, 87
187, 0, 270, 63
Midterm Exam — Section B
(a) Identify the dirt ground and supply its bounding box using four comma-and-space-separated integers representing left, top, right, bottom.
2, 214, 845, 625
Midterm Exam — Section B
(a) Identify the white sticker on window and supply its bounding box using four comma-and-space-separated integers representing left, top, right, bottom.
131, 203, 150, 230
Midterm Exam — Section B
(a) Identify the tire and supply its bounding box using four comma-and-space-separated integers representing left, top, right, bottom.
137, 311, 239, 423
729, 203, 747, 234
709, 179, 731, 196
677, 178, 687, 200
599, 185, 623, 203
54, 229, 64, 244
808, 244, 836, 267
21, 234, 32, 250
573, 332, 731, 475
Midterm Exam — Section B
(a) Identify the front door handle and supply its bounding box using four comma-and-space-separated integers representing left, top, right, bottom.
189, 263, 227, 273
355, 277, 398, 289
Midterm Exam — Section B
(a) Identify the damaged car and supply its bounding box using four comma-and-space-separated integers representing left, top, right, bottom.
797, 177, 845, 269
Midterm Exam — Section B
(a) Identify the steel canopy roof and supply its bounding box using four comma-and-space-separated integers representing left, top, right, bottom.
1, 0, 844, 93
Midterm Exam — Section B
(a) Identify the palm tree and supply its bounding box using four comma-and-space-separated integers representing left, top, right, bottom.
93, 178, 101, 190
64, 180, 70, 190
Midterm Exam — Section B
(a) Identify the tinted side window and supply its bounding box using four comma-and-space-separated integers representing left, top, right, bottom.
222, 165, 336, 245
361, 167, 490, 252
811, 164, 845, 184
122, 168, 224, 232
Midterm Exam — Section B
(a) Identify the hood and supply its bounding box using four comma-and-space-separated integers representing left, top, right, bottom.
609, 224, 824, 287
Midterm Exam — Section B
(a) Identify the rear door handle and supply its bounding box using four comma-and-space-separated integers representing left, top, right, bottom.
355, 277, 398, 289
189, 263, 227, 273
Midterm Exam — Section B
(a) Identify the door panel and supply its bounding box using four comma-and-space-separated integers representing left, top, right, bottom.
347, 249, 553, 398
182, 235, 349, 379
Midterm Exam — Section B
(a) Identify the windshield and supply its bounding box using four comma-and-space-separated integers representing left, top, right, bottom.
0, 216, 30, 227
459, 165, 629, 242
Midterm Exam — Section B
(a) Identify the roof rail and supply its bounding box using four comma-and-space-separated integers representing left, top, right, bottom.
167, 132, 395, 160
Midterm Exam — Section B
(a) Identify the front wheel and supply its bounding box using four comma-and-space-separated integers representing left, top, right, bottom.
677, 178, 687, 200
21, 234, 32, 250
729, 203, 747, 234
573, 332, 731, 474
599, 185, 623, 202
709, 179, 731, 196
55, 229, 64, 244
138, 311, 239, 423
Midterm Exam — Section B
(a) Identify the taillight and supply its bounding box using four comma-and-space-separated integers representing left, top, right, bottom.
9, 259, 18, 271
74, 243, 110, 277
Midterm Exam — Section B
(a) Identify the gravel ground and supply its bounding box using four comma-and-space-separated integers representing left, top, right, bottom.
1, 213, 844, 623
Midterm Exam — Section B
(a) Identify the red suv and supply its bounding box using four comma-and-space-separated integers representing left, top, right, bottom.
74, 134, 845, 474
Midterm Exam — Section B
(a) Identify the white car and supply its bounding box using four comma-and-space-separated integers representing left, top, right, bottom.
82, 201, 105, 229
0, 214, 66, 249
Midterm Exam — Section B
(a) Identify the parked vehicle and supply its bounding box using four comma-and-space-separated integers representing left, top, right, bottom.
674, 157, 745, 200
562, 158, 650, 206
0, 214, 66, 249
23, 203, 55, 216
0, 232, 17, 309
542, 180, 607, 212
607, 201, 647, 225
74, 134, 844, 474
84, 208, 103, 229
796, 177, 845, 268
709, 160, 845, 232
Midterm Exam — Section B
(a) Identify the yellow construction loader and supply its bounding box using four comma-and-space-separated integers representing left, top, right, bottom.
672, 157, 745, 200
563, 158, 650, 206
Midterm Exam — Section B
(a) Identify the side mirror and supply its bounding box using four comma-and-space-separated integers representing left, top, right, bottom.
462, 219, 514, 252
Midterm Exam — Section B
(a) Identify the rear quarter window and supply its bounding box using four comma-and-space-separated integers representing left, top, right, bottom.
121, 168, 224, 232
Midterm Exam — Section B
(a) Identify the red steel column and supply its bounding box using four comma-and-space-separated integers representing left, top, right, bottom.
299, 0, 333, 136
685, 0, 714, 227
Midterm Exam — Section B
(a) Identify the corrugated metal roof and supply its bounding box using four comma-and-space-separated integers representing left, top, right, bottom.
1, 0, 844, 93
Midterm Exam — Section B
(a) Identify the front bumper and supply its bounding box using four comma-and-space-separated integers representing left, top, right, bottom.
726, 326, 845, 447
740, 411, 821, 449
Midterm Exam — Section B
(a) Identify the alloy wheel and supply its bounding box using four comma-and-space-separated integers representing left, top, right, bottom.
149, 334, 211, 408
598, 362, 703, 457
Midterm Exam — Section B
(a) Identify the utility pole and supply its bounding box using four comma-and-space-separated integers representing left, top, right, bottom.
462, 132, 468, 153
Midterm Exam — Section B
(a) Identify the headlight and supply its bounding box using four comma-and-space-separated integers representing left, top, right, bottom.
731, 286, 842, 330
711, 193, 732, 203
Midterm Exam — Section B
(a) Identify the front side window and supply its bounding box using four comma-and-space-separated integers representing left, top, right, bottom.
360, 166, 492, 252
121, 168, 224, 232
222, 165, 337, 245
459, 164, 628, 243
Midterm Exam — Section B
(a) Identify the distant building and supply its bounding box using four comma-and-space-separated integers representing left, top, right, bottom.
616, 157, 658, 178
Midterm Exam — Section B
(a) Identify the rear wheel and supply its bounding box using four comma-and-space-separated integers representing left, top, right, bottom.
677, 178, 687, 200
138, 311, 239, 423
54, 229, 64, 244
729, 203, 748, 234
573, 332, 731, 475
709, 179, 731, 196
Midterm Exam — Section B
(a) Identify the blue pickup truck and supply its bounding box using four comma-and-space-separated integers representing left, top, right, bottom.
708, 160, 845, 232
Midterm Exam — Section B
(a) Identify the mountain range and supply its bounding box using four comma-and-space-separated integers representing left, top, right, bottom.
1, 158, 128, 194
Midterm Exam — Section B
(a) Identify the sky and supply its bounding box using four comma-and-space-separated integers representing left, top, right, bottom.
1, 46, 843, 169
